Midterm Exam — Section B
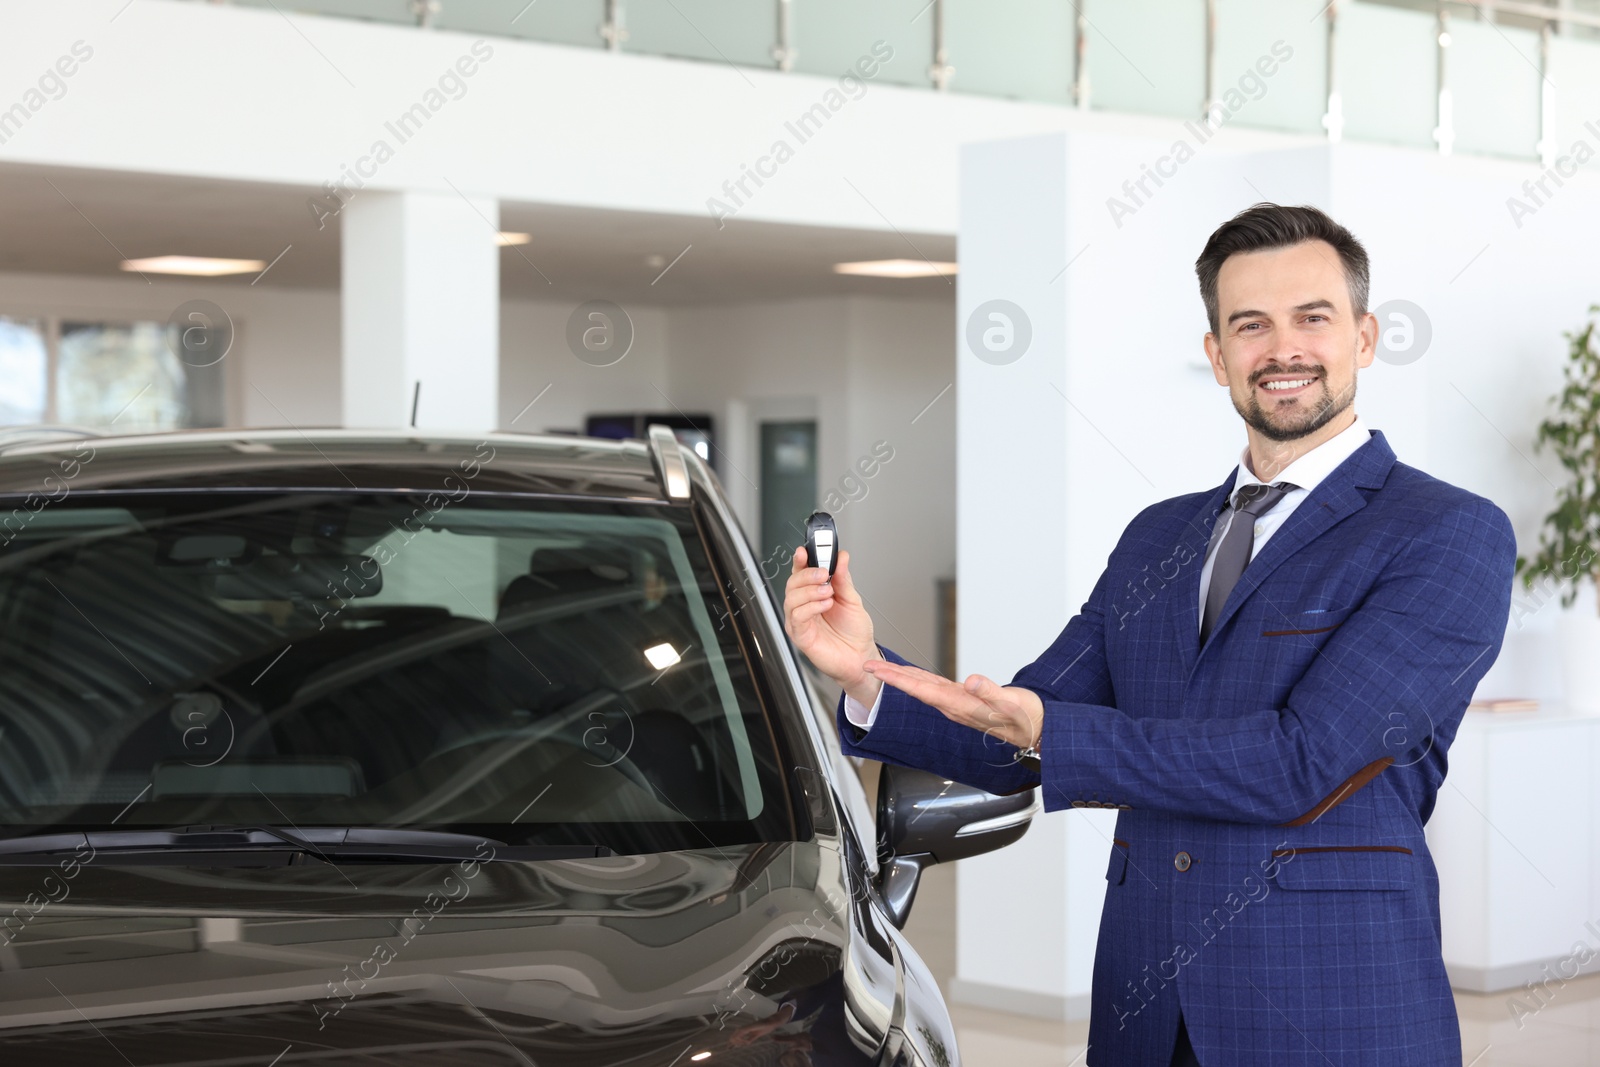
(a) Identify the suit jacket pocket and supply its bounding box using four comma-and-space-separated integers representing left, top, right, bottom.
1270, 845, 1413, 891
1106, 838, 1129, 886
1262, 603, 1357, 637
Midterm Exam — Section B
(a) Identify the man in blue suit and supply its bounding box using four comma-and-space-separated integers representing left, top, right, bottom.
784, 203, 1516, 1066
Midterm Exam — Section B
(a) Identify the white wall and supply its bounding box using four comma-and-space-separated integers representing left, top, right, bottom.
498, 298, 672, 435
842, 297, 958, 667
667, 294, 957, 665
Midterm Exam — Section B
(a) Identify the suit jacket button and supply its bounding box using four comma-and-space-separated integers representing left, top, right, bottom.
1174, 851, 1193, 872
1071, 800, 1087, 808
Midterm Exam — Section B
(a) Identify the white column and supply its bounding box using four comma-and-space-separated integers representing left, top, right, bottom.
341, 189, 499, 431
951, 131, 1080, 1020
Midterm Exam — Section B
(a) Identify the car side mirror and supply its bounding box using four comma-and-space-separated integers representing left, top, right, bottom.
872, 762, 1038, 928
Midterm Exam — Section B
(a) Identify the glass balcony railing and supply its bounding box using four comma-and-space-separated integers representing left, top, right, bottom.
212, 0, 1600, 164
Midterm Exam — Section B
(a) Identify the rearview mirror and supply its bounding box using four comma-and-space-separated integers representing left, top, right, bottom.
156, 533, 258, 570
873, 763, 1038, 928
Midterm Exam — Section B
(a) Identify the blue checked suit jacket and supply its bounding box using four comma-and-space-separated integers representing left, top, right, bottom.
837, 429, 1516, 1066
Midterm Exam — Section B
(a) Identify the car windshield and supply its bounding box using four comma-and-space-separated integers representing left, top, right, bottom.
0, 491, 798, 855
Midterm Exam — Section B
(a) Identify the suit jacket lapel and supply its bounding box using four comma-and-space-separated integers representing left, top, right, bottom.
1173, 429, 1398, 678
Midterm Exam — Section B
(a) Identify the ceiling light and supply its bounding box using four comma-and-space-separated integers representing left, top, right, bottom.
495, 232, 532, 246
690, 1054, 712, 1063
121, 256, 267, 277
832, 258, 957, 279
644, 642, 681, 670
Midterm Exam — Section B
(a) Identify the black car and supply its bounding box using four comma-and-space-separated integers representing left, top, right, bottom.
0, 425, 1037, 1066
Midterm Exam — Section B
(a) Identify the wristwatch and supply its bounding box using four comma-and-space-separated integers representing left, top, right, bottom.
1012, 721, 1042, 771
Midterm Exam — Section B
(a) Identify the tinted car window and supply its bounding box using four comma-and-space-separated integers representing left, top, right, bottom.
0, 492, 797, 854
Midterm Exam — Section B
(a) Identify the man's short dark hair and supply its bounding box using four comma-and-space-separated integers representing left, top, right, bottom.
1195, 202, 1370, 337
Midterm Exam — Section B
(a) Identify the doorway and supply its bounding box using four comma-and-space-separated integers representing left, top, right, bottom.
758, 418, 818, 600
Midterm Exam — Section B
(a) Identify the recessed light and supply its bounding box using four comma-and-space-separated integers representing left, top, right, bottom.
495, 232, 532, 246
120, 256, 266, 276
644, 642, 681, 670
832, 258, 957, 279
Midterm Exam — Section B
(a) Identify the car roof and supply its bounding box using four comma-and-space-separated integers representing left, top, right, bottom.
0, 428, 672, 500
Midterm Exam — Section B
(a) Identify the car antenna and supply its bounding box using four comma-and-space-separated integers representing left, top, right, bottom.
410, 381, 421, 428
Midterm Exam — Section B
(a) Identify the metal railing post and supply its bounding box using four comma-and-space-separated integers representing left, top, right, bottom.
1073, 3, 1088, 108
1538, 16, 1555, 166
772, 0, 796, 71
1323, 1, 1343, 142
930, 0, 953, 89
1203, 0, 1220, 127
1434, 3, 1453, 155
601, 0, 627, 50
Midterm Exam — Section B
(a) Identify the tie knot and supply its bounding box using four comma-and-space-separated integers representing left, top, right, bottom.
1233, 481, 1295, 517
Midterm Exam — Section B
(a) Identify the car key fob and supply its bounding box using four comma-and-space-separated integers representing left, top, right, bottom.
804, 511, 839, 576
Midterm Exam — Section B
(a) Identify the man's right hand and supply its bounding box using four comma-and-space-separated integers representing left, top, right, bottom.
783, 544, 881, 708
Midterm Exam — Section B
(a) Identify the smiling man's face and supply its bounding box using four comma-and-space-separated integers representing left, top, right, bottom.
1203, 238, 1377, 452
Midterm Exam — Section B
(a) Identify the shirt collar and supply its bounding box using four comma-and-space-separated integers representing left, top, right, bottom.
1231, 414, 1372, 501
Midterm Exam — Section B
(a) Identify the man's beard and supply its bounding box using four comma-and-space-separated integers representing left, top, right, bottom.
1233, 370, 1353, 442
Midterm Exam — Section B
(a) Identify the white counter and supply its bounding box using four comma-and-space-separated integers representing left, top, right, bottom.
1429, 702, 1600, 992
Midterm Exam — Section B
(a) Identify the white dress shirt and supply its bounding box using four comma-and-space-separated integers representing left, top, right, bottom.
843, 414, 1374, 731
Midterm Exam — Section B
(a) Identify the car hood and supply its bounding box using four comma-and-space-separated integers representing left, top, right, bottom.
0, 839, 922, 1065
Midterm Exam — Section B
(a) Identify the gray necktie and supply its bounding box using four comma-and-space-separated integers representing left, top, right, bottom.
1200, 481, 1297, 645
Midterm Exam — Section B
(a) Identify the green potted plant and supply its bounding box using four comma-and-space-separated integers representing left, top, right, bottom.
1516, 302, 1600, 712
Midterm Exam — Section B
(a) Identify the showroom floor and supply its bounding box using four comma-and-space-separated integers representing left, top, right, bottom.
901, 863, 1600, 1066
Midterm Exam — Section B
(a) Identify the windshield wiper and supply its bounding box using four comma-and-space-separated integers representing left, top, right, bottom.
0, 826, 612, 864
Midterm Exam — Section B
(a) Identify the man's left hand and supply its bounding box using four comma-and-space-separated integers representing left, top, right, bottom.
862, 660, 1044, 750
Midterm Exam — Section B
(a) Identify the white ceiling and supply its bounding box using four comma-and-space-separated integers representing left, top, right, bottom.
0, 162, 957, 306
